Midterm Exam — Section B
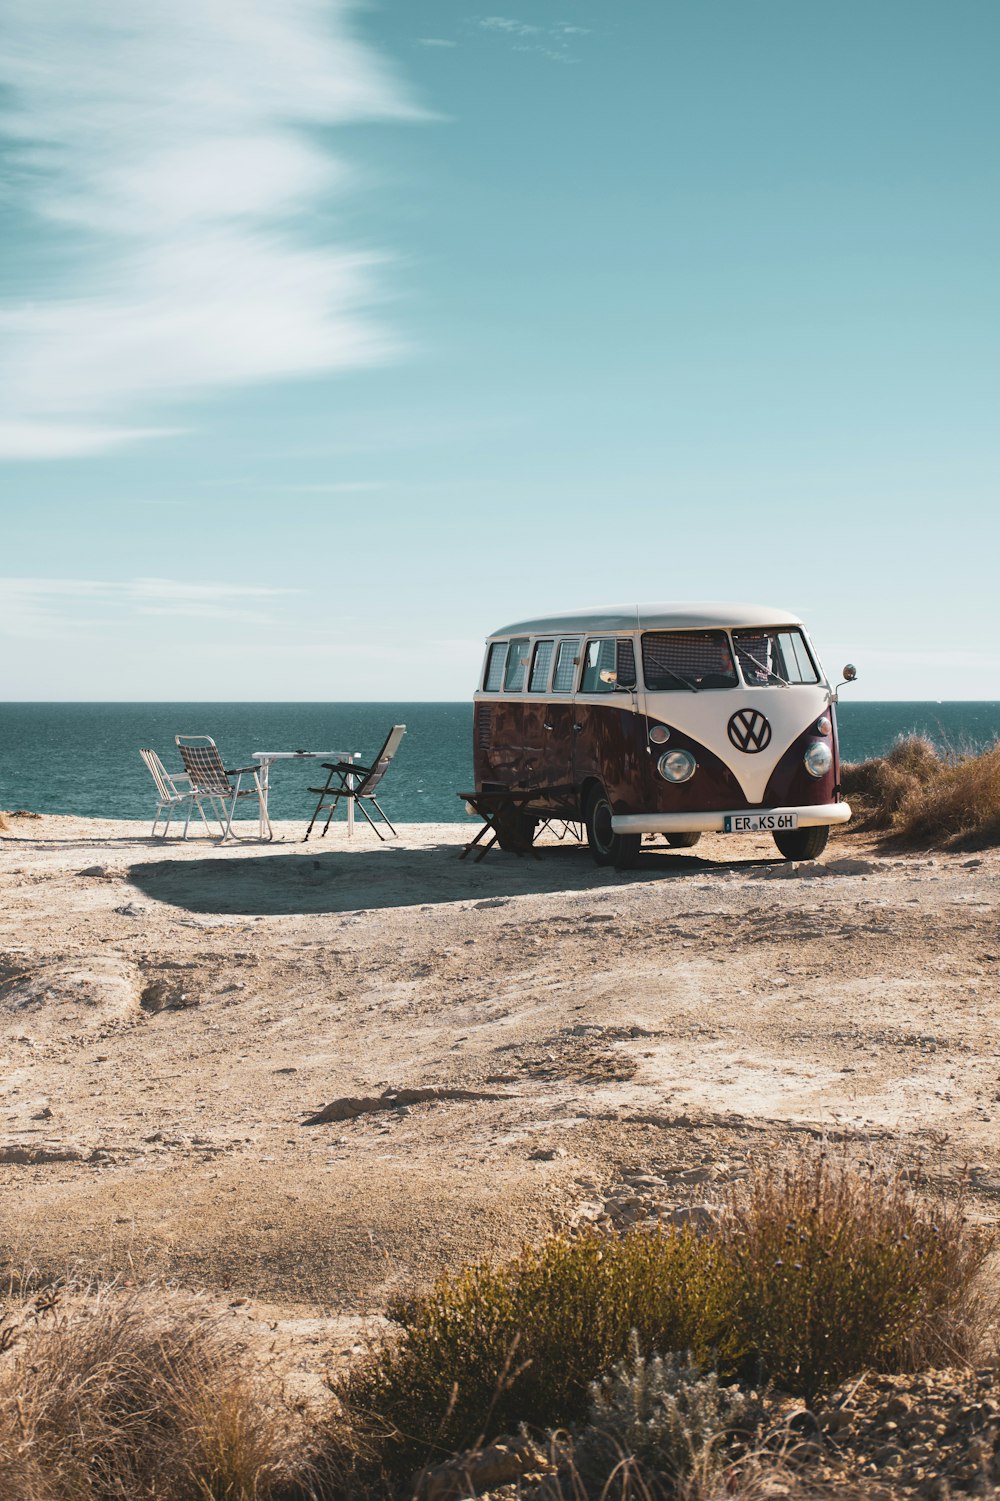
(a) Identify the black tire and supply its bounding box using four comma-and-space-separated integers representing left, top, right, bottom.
493, 809, 537, 854
665, 832, 701, 848
772, 825, 829, 861
584, 787, 642, 870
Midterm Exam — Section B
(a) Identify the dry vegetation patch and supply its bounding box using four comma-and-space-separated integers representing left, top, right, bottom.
333, 1155, 995, 1488
0, 1286, 311, 1501
0, 1158, 995, 1500
841, 735, 1000, 847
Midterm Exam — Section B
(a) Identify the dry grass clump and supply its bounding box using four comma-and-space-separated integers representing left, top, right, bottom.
719, 1155, 989, 1400
841, 734, 1000, 846
895, 742, 1000, 847
0, 811, 8, 833
840, 735, 943, 831
0, 1286, 311, 1501
334, 1154, 992, 1486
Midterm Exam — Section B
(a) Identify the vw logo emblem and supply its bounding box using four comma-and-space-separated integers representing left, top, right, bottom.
727, 708, 772, 753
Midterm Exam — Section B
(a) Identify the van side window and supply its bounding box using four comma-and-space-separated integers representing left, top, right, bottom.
551, 639, 580, 694
616, 638, 637, 688
503, 637, 530, 692
483, 642, 507, 692
581, 638, 618, 693
528, 639, 554, 692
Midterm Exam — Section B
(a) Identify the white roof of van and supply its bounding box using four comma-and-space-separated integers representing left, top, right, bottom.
489, 603, 803, 638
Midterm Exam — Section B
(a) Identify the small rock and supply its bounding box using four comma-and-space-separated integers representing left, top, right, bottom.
822, 1406, 855, 1434
423, 1435, 555, 1501
529, 1146, 566, 1161
0, 1142, 87, 1164
667, 1203, 720, 1231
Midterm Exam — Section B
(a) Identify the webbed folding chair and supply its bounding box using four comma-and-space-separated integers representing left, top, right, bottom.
175, 736, 272, 841
139, 748, 221, 838
304, 725, 405, 841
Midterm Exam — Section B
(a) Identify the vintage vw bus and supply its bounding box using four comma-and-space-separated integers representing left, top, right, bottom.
473, 603, 853, 868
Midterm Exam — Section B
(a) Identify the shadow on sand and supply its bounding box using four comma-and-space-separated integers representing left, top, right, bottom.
127, 841, 779, 917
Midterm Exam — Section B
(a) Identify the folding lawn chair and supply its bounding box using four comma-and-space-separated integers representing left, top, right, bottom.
175, 736, 272, 841
303, 725, 405, 842
139, 748, 219, 839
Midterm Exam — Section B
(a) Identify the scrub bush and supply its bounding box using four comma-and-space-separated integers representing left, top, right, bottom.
840, 735, 942, 831
720, 1155, 990, 1400
336, 1154, 992, 1483
896, 743, 1000, 847
338, 1228, 738, 1478
572, 1334, 751, 1497
841, 735, 1000, 846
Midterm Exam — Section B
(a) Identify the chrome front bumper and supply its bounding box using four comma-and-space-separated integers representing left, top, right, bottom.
611, 801, 852, 835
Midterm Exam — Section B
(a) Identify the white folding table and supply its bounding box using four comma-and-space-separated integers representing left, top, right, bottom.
252, 750, 359, 838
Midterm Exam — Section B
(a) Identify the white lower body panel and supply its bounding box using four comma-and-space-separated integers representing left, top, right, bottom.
611, 801, 852, 835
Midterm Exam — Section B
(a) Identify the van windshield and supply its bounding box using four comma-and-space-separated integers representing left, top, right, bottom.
732, 628, 819, 686
641, 631, 737, 691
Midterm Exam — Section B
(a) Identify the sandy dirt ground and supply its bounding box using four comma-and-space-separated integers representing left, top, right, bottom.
1, 812, 998, 1389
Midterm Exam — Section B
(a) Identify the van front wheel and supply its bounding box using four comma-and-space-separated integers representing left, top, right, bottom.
584, 788, 642, 870
666, 832, 701, 848
773, 825, 829, 861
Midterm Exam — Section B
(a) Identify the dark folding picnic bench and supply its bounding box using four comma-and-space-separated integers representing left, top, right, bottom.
458, 784, 580, 862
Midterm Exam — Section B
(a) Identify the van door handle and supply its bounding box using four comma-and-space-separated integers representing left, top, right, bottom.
572, 724, 583, 733
543, 722, 554, 731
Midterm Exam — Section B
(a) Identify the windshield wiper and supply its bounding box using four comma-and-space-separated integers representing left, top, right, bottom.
740, 650, 788, 687
656, 667, 699, 693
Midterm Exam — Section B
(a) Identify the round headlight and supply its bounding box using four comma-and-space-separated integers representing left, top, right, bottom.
803, 741, 833, 778
648, 724, 670, 745
658, 748, 696, 783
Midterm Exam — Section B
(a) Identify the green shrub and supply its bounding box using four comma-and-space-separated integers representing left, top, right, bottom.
572, 1333, 751, 1497
340, 1228, 737, 1477
335, 1154, 993, 1485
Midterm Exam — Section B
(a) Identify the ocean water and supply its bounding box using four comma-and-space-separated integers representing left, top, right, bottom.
0, 701, 998, 824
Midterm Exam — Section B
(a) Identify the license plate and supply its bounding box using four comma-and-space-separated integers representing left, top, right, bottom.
723, 812, 798, 833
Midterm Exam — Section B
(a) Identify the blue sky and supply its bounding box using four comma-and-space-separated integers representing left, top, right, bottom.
1, 0, 997, 700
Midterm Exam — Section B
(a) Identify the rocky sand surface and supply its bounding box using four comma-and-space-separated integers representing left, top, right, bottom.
1, 813, 998, 1420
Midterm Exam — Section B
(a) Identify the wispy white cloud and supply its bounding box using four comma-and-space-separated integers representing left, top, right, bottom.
480, 16, 541, 35
475, 15, 591, 61
0, 576, 296, 636
0, 0, 421, 460
417, 37, 457, 47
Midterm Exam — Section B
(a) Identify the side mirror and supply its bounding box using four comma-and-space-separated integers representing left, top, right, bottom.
842, 663, 857, 682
